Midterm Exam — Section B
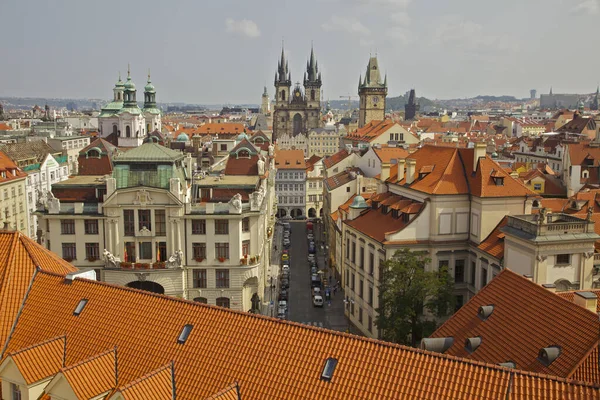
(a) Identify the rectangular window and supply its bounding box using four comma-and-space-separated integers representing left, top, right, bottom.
481, 267, 487, 289
192, 219, 206, 235
157, 242, 167, 262
533, 183, 542, 191
216, 269, 230, 288
359, 247, 365, 269
139, 242, 152, 259
155, 210, 166, 236
220, 144, 227, 151
471, 261, 476, 285
351, 242, 356, 263
215, 219, 229, 235
193, 269, 207, 288
454, 259, 465, 283
242, 240, 250, 257
369, 252, 374, 275
62, 243, 76, 260
368, 316, 373, 333
215, 243, 230, 259
85, 243, 99, 260
455, 295, 464, 312
193, 243, 206, 260
138, 209, 151, 230
351, 273, 355, 290
125, 241, 136, 262
346, 239, 350, 259
368, 286, 373, 305
242, 217, 250, 232
359, 279, 364, 298
556, 254, 570, 264
358, 307, 363, 323
11, 383, 21, 400
124, 210, 135, 236
84, 219, 98, 235
61, 219, 75, 234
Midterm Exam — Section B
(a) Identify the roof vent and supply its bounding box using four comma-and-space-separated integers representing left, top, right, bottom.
320, 357, 338, 382
420, 337, 454, 354
465, 336, 482, 353
177, 324, 194, 344
478, 305, 494, 320
538, 346, 561, 367
498, 361, 516, 369
73, 299, 88, 316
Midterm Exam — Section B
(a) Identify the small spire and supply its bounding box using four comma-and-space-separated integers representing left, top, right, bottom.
384, 73, 387, 87
127, 63, 131, 78
118, 71, 121, 82
147, 68, 151, 83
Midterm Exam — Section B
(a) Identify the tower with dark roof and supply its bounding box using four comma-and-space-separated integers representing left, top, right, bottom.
273, 45, 323, 142
592, 86, 599, 111
358, 56, 388, 128
404, 89, 420, 121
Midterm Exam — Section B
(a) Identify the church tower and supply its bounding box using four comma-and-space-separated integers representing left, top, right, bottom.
113, 73, 124, 103
358, 56, 387, 128
273, 47, 291, 141
592, 86, 599, 111
404, 89, 420, 120
261, 86, 270, 115
143, 71, 161, 133
304, 46, 322, 130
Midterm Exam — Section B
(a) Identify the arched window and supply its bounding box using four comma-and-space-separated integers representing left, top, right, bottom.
238, 150, 250, 159
112, 125, 117, 135
126, 126, 131, 137
532, 200, 540, 208
216, 297, 230, 308
311, 90, 315, 101
87, 149, 100, 158
193, 297, 208, 303
255, 138, 263, 144
281, 90, 286, 101
118, 92, 122, 101
583, 170, 590, 178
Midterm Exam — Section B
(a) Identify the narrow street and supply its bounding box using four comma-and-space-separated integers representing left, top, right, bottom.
285, 220, 349, 331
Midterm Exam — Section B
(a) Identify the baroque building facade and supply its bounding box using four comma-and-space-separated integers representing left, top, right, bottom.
272, 47, 322, 142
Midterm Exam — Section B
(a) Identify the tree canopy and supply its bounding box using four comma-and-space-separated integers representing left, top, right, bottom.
375, 248, 455, 346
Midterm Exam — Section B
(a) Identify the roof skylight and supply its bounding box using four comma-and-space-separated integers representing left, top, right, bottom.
73, 299, 88, 316
320, 357, 338, 382
177, 324, 193, 344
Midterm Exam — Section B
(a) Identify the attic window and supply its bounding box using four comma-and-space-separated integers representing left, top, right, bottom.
538, 346, 562, 367
465, 336, 482, 353
492, 177, 504, 186
177, 324, 194, 344
420, 337, 454, 353
73, 299, 88, 316
320, 357, 338, 382
392, 209, 399, 219
381, 205, 389, 214
237, 149, 250, 159
371, 201, 379, 210
478, 305, 494, 320
532, 200, 540, 208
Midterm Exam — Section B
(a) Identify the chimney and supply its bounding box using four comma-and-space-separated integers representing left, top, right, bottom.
523, 274, 533, 281
356, 173, 362, 195
380, 162, 391, 182
573, 291, 598, 313
406, 158, 416, 185
542, 283, 556, 293
473, 142, 486, 171
397, 159, 405, 182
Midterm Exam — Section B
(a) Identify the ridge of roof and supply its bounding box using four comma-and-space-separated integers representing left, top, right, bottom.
7, 335, 66, 384
204, 382, 240, 400
114, 362, 174, 400
59, 348, 117, 399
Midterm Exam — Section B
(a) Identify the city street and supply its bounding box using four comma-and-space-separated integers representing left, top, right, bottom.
285, 220, 349, 331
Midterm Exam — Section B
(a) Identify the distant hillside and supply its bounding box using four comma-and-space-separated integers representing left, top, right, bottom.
473, 95, 519, 102
329, 94, 435, 111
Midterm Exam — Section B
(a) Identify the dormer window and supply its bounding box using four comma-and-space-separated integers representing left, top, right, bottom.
492, 177, 504, 186
392, 209, 399, 219
237, 150, 250, 159
371, 201, 379, 210
381, 205, 389, 214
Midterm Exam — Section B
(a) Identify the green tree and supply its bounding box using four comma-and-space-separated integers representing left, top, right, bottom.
375, 248, 455, 346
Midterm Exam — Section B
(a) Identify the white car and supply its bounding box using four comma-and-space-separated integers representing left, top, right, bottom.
307, 233, 314, 240
308, 254, 316, 261
313, 295, 324, 307
282, 265, 290, 272
312, 287, 321, 296
279, 300, 287, 310
283, 238, 291, 246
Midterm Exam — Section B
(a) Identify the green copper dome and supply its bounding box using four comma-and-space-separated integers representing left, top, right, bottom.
124, 76, 135, 90
115, 74, 124, 88
349, 195, 368, 209
145, 81, 155, 92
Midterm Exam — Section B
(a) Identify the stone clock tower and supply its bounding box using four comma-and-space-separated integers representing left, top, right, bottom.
358, 56, 387, 128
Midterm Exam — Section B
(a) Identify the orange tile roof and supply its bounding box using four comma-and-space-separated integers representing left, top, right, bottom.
322, 149, 351, 169
390, 145, 535, 197
112, 363, 174, 400
431, 269, 600, 381
274, 149, 305, 170
196, 123, 245, 135
373, 145, 409, 163
204, 383, 241, 400
6, 271, 600, 399
0, 150, 27, 183
58, 349, 116, 399
477, 216, 508, 259
0, 123, 11, 131
0, 231, 76, 355
324, 168, 361, 191
345, 120, 400, 142
7, 336, 65, 384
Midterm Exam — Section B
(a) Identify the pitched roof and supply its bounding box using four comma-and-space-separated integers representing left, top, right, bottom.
58, 349, 116, 399
389, 145, 535, 197
373, 145, 409, 163
113, 143, 184, 163
274, 149, 305, 170
477, 216, 508, 259
79, 138, 118, 157
111, 363, 174, 400
431, 269, 600, 380
324, 168, 361, 191
6, 336, 65, 384
204, 383, 241, 400
6, 271, 600, 399
322, 149, 351, 169
0, 141, 59, 164
556, 116, 595, 134
196, 123, 245, 135
345, 120, 399, 142
567, 143, 600, 166
0, 231, 76, 352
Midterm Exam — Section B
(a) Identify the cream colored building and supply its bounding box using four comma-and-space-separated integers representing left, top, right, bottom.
37, 139, 277, 312
0, 150, 29, 236
306, 156, 324, 218
47, 135, 91, 174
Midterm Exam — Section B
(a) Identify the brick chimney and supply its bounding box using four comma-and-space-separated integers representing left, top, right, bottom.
397, 159, 405, 182
406, 159, 416, 185
380, 162, 391, 182
573, 291, 598, 313
473, 142, 487, 172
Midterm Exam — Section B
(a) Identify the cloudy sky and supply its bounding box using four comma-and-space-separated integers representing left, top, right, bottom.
1, 0, 599, 104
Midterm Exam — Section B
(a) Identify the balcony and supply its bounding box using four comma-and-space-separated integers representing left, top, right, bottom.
106, 261, 169, 271
505, 213, 596, 238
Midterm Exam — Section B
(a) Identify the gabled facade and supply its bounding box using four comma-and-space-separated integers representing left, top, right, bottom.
342, 120, 417, 151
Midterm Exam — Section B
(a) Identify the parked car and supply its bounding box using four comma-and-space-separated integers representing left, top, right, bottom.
283, 231, 290, 238
283, 238, 291, 247
307, 233, 314, 240
309, 261, 317, 269
277, 309, 287, 319
282, 259, 290, 266
311, 275, 321, 288
311, 267, 318, 275
282, 265, 290, 272
281, 278, 289, 289
308, 244, 316, 254
281, 254, 289, 261
279, 300, 288, 310
313, 295, 324, 307
278, 289, 288, 301
312, 287, 321, 296
308, 253, 316, 261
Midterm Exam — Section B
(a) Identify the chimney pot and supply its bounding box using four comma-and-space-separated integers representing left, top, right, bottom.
397, 159, 405, 182
474, 142, 487, 171
380, 162, 391, 182
406, 159, 416, 185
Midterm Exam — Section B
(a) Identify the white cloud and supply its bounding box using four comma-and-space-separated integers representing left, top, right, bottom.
572, 0, 600, 14
225, 18, 261, 38
390, 11, 410, 26
431, 15, 518, 53
359, 38, 375, 47
355, 0, 411, 6
321, 15, 371, 35
387, 27, 411, 45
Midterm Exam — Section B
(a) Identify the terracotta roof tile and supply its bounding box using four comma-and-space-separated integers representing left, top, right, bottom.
322, 149, 351, 169
477, 216, 508, 259
431, 269, 600, 380
58, 349, 116, 399
112, 363, 174, 400
345, 120, 400, 143
274, 149, 305, 170
0, 150, 28, 183
196, 123, 245, 135
324, 168, 361, 191
204, 383, 240, 400
7, 336, 65, 384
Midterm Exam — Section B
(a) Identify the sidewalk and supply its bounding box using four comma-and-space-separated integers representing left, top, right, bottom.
262, 222, 282, 316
